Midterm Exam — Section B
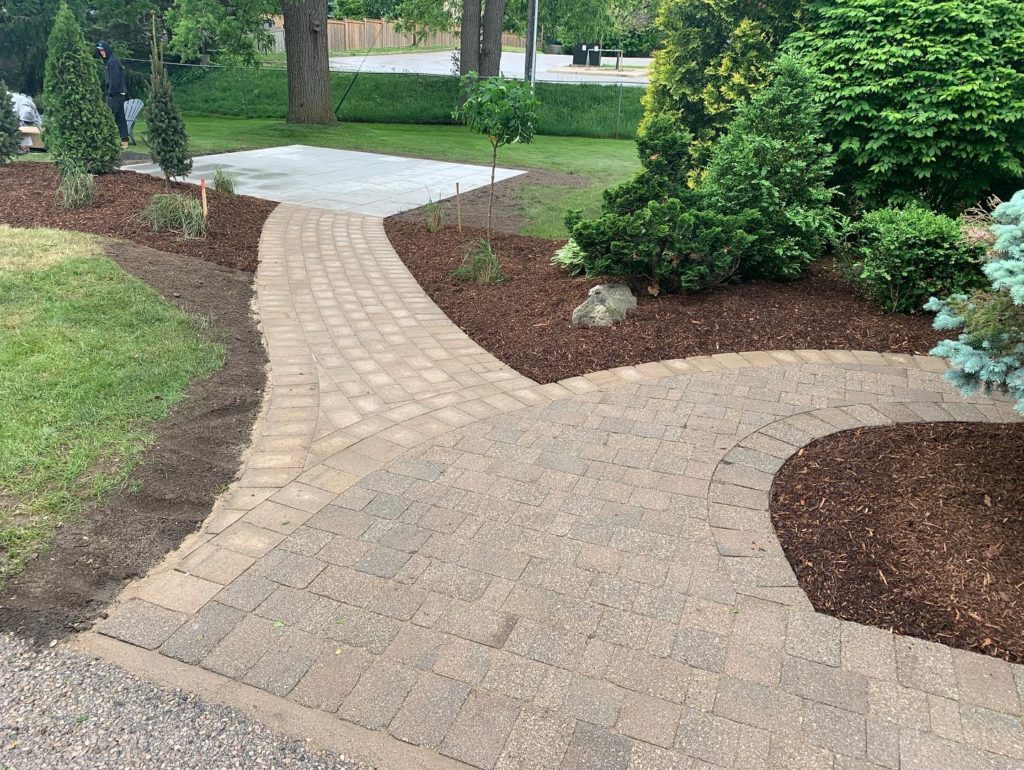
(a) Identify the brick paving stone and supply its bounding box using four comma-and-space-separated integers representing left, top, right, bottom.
958, 704, 1024, 759
672, 627, 726, 673
781, 656, 868, 713
389, 671, 470, 748
161, 602, 245, 664
802, 701, 867, 758
895, 637, 957, 699
442, 690, 522, 769
201, 614, 287, 680
565, 675, 626, 728
617, 692, 682, 748
323, 605, 400, 653
99, 599, 187, 650
495, 704, 576, 770
562, 721, 633, 770
951, 648, 1021, 714
289, 645, 375, 712
786, 611, 841, 667
338, 657, 419, 730
841, 623, 897, 681
243, 628, 323, 696
437, 601, 518, 648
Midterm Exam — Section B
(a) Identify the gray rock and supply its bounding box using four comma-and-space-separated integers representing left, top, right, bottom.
571, 284, 637, 327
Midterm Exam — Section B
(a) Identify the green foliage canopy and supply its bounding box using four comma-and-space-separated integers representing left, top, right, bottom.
643, 0, 802, 164
845, 206, 987, 314
0, 82, 21, 164
702, 55, 836, 281
785, 0, 1024, 213
43, 3, 121, 173
929, 191, 1024, 412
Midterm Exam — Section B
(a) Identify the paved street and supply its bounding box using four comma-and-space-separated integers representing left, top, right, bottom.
328, 50, 652, 86
88, 205, 1024, 770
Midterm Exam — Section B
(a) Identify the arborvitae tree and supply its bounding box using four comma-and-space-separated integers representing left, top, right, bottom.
146, 13, 192, 184
0, 82, 22, 164
42, 3, 121, 173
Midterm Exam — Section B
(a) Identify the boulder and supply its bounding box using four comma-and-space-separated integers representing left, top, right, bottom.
571, 283, 637, 327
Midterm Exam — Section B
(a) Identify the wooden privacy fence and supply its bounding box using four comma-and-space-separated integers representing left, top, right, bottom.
268, 18, 526, 53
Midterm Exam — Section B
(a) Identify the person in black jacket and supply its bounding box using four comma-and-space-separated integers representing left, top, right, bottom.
95, 40, 129, 148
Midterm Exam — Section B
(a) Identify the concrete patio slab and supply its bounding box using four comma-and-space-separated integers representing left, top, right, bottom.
128, 145, 525, 216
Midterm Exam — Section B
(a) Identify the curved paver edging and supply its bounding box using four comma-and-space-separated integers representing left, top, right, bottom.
85, 206, 1024, 770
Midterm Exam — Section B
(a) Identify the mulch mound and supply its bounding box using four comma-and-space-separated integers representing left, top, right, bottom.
0, 162, 275, 272
771, 422, 1024, 662
384, 220, 945, 384
0, 240, 267, 643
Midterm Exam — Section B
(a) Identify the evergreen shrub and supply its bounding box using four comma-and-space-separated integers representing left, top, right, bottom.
42, 3, 120, 174
928, 191, 1024, 411
844, 206, 987, 313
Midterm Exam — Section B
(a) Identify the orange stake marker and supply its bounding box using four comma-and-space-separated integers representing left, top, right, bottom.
200, 178, 208, 219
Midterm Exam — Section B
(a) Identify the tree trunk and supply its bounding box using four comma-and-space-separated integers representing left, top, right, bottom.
460, 0, 481, 76
479, 0, 506, 77
283, 0, 336, 124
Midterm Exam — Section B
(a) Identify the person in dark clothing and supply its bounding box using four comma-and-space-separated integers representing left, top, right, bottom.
95, 40, 129, 148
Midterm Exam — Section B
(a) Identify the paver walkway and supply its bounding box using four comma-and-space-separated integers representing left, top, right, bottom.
129, 145, 524, 216
86, 205, 1024, 770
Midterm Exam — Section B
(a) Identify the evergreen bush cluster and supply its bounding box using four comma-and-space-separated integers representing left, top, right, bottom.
42, 3, 121, 174
785, 0, 1024, 213
843, 207, 987, 314
567, 57, 835, 293
0, 82, 21, 164
928, 191, 1024, 412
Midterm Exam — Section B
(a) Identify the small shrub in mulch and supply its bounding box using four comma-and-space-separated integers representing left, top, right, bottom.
0, 162, 273, 271
771, 422, 1024, 662
384, 219, 944, 384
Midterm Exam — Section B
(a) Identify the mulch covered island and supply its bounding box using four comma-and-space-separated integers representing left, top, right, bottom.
771, 422, 1024, 662
385, 220, 944, 384
0, 162, 274, 272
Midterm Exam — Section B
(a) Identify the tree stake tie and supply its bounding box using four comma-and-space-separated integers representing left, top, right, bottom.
200, 178, 208, 219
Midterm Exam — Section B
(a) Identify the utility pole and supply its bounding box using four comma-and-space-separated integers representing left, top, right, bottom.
524, 0, 539, 86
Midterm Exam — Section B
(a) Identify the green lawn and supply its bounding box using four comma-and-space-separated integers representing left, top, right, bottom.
137, 115, 640, 237
0, 227, 224, 580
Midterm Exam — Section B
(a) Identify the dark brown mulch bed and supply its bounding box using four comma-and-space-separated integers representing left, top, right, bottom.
384, 220, 945, 384
771, 422, 1024, 662
0, 240, 266, 643
0, 162, 275, 272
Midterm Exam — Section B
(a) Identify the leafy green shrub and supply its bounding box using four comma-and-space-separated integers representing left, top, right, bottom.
56, 165, 96, 209
454, 239, 503, 285
567, 195, 757, 293
643, 0, 803, 164
42, 3, 121, 174
551, 239, 588, 276
928, 190, 1024, 412
212, 166, 237, 196
0, 82, 20, 164
702, 56, 837, 281
844, 206, 987, 313
602, 114, 695, 215
146, 15, 192, 184
785, 0, 1024, 213
139, 193, 207, 239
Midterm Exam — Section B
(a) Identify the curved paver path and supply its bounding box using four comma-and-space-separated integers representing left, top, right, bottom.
84, 206, 1024, 770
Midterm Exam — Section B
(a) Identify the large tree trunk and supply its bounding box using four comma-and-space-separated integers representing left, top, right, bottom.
479, 0, 506, 77
460, 0, 481, 75
283, 0, 336, 124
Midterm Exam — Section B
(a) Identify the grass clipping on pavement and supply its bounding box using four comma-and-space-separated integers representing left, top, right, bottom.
0, 226, 224, 581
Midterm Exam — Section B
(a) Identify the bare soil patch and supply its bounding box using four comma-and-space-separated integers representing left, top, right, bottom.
393, 168, 586, 234
384, 220, 945, 384
0, 240, 266, 642
0, 162, 274, 271
771, 422, 1024, 662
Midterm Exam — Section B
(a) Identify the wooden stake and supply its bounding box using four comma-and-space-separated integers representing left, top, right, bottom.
200, 178, 208, 219
455, 183, 462, 234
